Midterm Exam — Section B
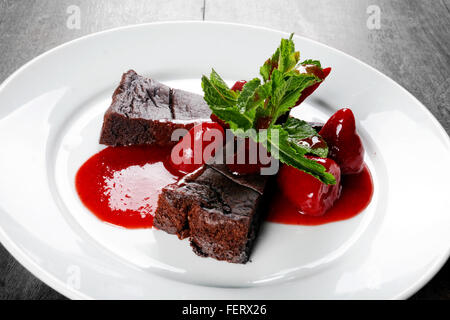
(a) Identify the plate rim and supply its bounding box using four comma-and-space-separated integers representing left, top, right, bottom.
0, 20, 449, 300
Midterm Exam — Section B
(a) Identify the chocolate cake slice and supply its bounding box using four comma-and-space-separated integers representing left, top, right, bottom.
100, 70, 211, 147
154, 161, 272, 264
100, 71, 276, 263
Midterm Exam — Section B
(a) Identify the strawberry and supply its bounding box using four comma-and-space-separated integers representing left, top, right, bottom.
295, 67, 331, 106
230, 80, 247, 92
209, 113, 229, 129
277, 156, 341, 216
319, 108, 364, 175
169, 122, 225, 174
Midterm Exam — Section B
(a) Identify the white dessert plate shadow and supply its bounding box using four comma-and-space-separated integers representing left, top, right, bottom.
0, 22, 449, 299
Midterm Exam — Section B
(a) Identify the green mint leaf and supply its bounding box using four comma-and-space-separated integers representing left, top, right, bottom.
283, 117, 329, 158
300, 59, 322, 68
272, 73, 320, 121
278, 34, 300, 74
236, 78, 262, 112
208, 105, 254, 131
259, 125, 336, 184
209, 69, 239, 102
246, 81, 273, 126
202, 74, 254, 131
202, 75, 234, 108
248, 81, 273, 118
260, 60, 272, 82
255, 81, 273, 101
285, 73, 320, 92
270, 69, 287, 108
282, 117, 317, 139
260, 48, 280, 82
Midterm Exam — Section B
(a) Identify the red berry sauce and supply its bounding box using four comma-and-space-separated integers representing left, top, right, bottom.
277, 157, 342, 217
76, 146, 373, 228
75, 145, 180, 229
267, 164, 373, 226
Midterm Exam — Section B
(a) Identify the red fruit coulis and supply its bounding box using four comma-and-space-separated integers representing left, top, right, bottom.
76, 78, 373, 229
76, 144, 373, 228
75, 145, 181, 229
267, 165, 373, 226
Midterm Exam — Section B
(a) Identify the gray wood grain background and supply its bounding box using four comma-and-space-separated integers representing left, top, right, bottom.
0, 0, 449, 300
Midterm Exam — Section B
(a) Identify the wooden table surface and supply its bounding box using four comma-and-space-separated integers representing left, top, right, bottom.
0, 0, 449, 300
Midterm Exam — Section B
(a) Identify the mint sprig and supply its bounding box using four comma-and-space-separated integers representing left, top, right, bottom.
201, 34, 335, 184
260, 125, 335, 184
202, 71, 253, 131
283, 117, 329, 159
300, 59, 322, 68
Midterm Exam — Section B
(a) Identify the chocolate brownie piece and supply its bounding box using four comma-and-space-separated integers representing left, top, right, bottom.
154, 163, 271, 264
171, 88, 212, 120
153, 171, 213, 240
100, 70, 211, 147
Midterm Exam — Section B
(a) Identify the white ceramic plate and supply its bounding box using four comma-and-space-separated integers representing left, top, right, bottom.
0, 22, 449, 300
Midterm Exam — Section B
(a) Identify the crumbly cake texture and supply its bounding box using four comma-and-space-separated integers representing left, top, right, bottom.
154, 161, 272, 264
